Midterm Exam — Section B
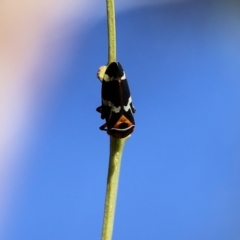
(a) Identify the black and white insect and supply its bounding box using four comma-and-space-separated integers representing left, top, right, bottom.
96, 62, 136, 138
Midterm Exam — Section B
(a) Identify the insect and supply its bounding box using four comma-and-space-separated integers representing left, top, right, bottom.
96, 62, 136, 138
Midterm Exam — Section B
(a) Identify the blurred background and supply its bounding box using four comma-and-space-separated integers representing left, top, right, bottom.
1, 0, 240, 239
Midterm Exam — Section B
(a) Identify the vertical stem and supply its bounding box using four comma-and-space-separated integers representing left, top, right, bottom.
101, 1, 126, 239
106, 0, 116, 64
101, 137, 127, 240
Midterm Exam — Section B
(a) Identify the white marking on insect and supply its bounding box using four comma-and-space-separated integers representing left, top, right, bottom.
103, 71, 126, 82
97, 66, 107, 81
112, 105, 121, 113
121, 72, 126, 80
111, 125, 135, 131
102, 99, 111, 106
123, 97, 133, 112
102, 99, 121, 113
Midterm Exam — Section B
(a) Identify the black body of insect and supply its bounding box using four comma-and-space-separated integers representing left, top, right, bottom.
96, 62, 136, 138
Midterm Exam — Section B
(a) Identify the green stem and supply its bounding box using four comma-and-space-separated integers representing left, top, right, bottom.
106, 0, 116, 64
101, 136, 128, 240
101, 1, 127, 239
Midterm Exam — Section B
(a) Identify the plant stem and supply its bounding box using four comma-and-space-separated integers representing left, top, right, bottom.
101, 1, 127, 239
101, 136, 127, 240
106, 0, 116, 64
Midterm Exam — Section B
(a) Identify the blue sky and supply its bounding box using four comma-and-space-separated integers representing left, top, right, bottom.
3, 1, 240, 239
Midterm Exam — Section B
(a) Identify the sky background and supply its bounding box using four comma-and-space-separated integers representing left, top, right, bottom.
1, 0, 240, 239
